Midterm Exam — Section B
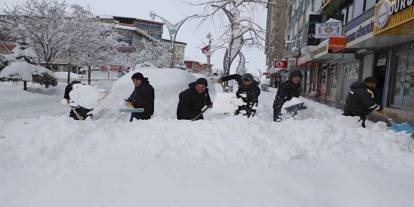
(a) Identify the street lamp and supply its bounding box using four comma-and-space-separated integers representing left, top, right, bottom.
150, 12, 197, 68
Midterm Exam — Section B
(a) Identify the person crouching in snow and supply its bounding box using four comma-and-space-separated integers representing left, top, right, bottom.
64, 80, 92, 120
343, 77, 383, 128
273, 70, 303, 122
126, 72, 155, 121
218, 73, 261, 117
177, 78, 213, 120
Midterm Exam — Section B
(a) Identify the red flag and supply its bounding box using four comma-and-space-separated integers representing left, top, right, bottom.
201, 46, 209, 55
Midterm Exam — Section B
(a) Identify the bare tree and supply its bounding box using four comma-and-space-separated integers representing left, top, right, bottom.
193, 0, 268, 81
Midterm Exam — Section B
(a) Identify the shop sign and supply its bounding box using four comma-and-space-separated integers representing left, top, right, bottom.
307, 14, 323, 46
375, 0, 414, 29
328, 36, 347, 52
315, 21, 343, 39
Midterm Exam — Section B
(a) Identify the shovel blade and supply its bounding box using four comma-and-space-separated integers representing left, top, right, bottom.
389, 122, 414, 134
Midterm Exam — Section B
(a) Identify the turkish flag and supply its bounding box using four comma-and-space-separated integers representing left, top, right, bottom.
273, 60, 288, 69
201, 46, 209, 55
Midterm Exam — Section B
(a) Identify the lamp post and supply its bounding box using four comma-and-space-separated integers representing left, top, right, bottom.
150, 12, 197, 68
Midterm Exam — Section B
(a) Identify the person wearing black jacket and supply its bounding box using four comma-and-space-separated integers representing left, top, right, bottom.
177, 78, 213, 120
218, 73, 261, 117
64, 80, 92, 120
126, 72, 155, 121
273, 70, 303, 122
343, 77, 383, 128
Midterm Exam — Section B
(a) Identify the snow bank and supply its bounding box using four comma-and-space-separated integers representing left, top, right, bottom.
211, 92, 245, 114
96, 68, 208, 119
69, 84, 102, 109
0, 61, 55, 81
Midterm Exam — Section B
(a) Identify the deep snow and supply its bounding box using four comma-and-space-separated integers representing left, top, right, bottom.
0, 68, 414, 207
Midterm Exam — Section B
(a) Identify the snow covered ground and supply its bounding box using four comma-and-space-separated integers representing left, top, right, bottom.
1, 68, 414, 207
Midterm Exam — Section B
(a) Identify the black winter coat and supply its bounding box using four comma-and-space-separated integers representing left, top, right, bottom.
127, 80, 155, 120
275, 80, 301, 101
177, 83, 212, 120
344, 81, 381, 117
221, 74, 261, 104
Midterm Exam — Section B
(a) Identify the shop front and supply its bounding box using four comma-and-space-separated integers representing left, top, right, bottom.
373, 0, 414, 121
389, 42, 414, 111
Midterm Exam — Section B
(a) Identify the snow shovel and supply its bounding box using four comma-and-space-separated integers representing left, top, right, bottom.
192, 106, 210, 121
379, 113, 414, 134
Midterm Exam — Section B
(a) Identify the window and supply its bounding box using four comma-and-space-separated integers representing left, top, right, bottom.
354, 0, 364, 18
365, 0, 377, 10
347, 3, 354, 23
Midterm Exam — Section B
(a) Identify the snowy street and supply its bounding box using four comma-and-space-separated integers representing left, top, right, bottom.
1, 69, 414, 207
1, 0, 414, 206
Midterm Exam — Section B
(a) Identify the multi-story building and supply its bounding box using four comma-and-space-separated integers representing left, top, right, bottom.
265, 0, 288, 69
162, 39, 187, 66
99, 16, 164, 41
269, 0, 414, 124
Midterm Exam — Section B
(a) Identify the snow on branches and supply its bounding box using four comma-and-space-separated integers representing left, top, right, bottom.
0, 41, 57, 90
194, 0, 267, 76
0, 0, 121, 70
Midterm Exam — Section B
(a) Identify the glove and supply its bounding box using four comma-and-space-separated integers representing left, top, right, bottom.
125, 101, 134, 109
207, 104, 213, 108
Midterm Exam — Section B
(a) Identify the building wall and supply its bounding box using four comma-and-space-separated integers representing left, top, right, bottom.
265, 0, 288, 69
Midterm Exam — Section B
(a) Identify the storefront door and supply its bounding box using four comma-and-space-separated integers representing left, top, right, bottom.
374, 53, 388, 105
391, 45, 414, 110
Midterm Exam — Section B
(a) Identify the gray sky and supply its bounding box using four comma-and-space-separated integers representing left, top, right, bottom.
0, 0, 267, 74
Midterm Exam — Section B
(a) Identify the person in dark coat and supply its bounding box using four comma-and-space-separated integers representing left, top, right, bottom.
273, 70, 303, 122
218, 73, 261, 117
64, 80, 92, 120
126, 72, 155, 121
343, 77, 383, 128
177, 78, 213, 120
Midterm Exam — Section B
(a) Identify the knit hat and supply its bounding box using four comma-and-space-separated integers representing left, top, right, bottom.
289, 70, 303, 79
195, 78, 208, 86
131, 72, 145, 80
241, 73, 254, 81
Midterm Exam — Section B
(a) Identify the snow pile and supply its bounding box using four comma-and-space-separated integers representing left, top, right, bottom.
0, 61, 55, 81
211, 92, 245, 114
283, 97, 304, 108
69, 84, 102, 109
54, 72, 81, 80
96, 68, 201, 118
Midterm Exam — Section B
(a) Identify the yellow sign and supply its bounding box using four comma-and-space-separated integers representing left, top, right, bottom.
374, 0, 414, 35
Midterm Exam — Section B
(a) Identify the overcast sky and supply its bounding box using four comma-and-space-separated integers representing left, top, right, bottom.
0, 0, 268, 74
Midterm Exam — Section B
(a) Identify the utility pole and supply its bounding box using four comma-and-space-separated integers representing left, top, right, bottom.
206, 33, 213, 73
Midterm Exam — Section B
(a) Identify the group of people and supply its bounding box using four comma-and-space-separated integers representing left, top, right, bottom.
64, 70, 384, 127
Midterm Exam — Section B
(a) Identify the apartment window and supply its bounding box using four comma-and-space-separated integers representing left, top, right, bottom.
354, 0, 364, 18
365, 0, 377, 10
346, 3, 354, 23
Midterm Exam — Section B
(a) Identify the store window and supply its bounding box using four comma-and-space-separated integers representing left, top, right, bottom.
391, 45, 414, 110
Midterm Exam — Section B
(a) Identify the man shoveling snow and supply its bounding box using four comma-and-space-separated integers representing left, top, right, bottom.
218, 73, 261, 117
63, 81, 101, 120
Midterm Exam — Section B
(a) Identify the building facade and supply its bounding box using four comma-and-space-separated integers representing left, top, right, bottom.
265, 0, 288, 69
266, 0, 414, 124
162, 39, 187, 66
